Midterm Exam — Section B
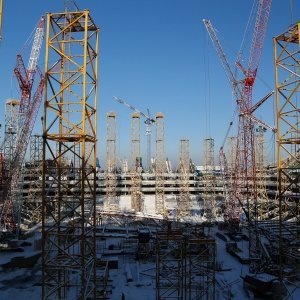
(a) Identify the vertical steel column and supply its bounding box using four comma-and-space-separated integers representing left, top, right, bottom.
155, 113, 165, 215
274, 22, 300, 297
42, 10, 98, 299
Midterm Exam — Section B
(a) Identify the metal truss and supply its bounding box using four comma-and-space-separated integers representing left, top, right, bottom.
274, 22, 300, 298
42, 10, 98, 299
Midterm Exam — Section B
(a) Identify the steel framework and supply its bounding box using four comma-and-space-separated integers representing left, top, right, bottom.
42, 10, 98, 299
227, 137, 237, 174
131, 112, 143, 212
3, 99, 20, 171
203, 138, 216, 220
155, 113, 165, 215
255, 126, 269, 220
186, 237, 216, 300
274, 22, 300, 297
23, 134, 43, 224
178, 139, 190, 218
156, 230, 185, 300
105, 112, 118, 211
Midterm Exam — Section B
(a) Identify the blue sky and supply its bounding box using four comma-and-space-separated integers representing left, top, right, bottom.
0, 0, 299, 167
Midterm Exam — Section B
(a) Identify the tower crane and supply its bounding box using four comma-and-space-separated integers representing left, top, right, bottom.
0, 16, 45, 231
113, 96, 155, 172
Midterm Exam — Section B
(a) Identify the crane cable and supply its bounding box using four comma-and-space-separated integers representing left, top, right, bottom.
237, 0, 258, 67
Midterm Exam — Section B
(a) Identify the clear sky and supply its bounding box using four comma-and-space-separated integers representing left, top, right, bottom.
0, 0, 299, 168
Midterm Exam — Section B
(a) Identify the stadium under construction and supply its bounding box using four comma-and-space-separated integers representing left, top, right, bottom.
0, 0, 299, 299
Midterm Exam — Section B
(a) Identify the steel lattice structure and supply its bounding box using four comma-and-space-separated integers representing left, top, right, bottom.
23, 134, 43, 224
178, 139, 190, 218
203, 138, 216, 220
156, 230, 185, 299
274, 22, 300, 296
131, 112, 143, 212
42, 10, 98, 299
255, 126, 269, 220
155, 113, 165, 215
3, 99, 20, 171
186, 237, 216, 300
105, 112, 118, 211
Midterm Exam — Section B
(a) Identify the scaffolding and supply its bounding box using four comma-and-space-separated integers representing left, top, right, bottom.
105, 112, 118, 212
131, 112, 143, 212
186, 236, 216, 300
274, 22, 300, 295
3, 99, 20, 171
178, 139, 190, 218
23, 134, 43, 224
42, 10, 98, 299
227, 137, 237, 174
255, 126, 269, 220
155, 113, 165, 215
156, 230, 185, 300
203, 138, 216, 220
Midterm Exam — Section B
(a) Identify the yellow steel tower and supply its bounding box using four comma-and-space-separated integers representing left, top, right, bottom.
155, 113, 165, 215
105, 112, 118, 211
178, 139, 190, 219
131, 113, 143, 212
274, 22, 300, 295
42, 10, 99, 299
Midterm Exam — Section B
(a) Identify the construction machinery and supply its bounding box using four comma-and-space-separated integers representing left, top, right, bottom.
0, 16, 45, 231
204, 0, 273, 273
113, 96, 155, 172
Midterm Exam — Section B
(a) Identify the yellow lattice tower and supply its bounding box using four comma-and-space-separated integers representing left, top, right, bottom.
274, 22, 300, 294
155, 113, 165, 215
42, 10, 98, 299
131, 113, 143, 212
203, 138, 216, 220
105, 112, 118, 211
178, 139, 190, 219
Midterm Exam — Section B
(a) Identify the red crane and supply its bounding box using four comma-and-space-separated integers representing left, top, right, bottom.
0, 16, 45, 231
234, 0, 272, 222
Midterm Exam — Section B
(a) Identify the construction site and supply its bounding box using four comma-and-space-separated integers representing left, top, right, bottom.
0, 0, 299, 299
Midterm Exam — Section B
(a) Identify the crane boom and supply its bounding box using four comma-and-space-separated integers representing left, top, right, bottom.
14, 16, 44, 115
247, 0, 272, 81
27, 17, 44, 77
203, 19, 242, 99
